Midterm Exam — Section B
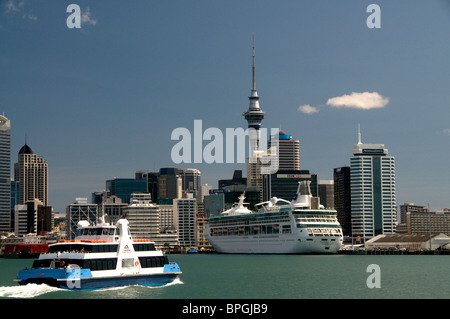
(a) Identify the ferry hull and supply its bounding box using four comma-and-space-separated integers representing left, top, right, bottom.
16, 264, 181, 290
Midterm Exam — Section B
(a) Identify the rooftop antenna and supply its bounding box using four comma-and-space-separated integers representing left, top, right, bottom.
357, 124, 362, 144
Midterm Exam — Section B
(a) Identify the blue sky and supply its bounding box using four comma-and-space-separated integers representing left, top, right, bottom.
2, 0, 450, 213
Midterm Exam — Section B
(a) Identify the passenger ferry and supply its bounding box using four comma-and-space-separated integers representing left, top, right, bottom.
15, 218, 181, 290
205, 181, 343, 254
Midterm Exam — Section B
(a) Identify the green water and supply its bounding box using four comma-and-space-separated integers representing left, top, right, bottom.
1, 254, 450, 299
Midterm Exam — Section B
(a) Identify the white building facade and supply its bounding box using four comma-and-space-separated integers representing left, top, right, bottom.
350, 128, 396, 241
174, 195, 197, 248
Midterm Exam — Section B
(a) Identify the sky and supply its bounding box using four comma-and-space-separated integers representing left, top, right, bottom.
1, 0, 450, 213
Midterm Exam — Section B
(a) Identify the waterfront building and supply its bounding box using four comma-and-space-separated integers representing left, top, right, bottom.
0, 115, 10, 232
365, 233, 450, 251
106, 178, 147, 204
200, 184, 212, 203
318, 180, 334, 209
218, 170, 247, 189
223, 184, 260, 211
268, 130, 300, 171
196, 216, 212, 251
158, 202, 176, 233
37, 205, 53, 234
400, 202, 426, 225
262, 169, 318, 202
180, 168, 201, 202
11, 180, 19, 230
66, 197, 98, 240
204, 193, 225, 218
406, 210, 450, 236
122, 193, 159, 241
158, 168, 182, 200
14, 142, 48, 207
14, 199, 45, 236
334, 167, 352, 237
350, 127, 396, 241
100, 195, 127, 225
174, 194, 197, 248
135, 171, 159, 204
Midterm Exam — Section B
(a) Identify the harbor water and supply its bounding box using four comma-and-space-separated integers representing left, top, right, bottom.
1, 253, 450, 299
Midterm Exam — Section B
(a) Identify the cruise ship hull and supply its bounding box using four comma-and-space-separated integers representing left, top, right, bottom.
207, 235, 341, 254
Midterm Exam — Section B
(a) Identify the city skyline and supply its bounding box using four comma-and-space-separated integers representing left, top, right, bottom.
2, 1, 450, 212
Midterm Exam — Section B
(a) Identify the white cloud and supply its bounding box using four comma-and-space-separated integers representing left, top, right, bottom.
298, 104, 319, 114
81, 7, 97, 26
22, 12, 37, 20
326, 92, 389, 110
5, 0, 24, 13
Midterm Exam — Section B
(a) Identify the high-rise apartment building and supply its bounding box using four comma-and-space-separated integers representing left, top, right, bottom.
14, 143, 48, 206
123, 193, 159, 241
268, 130, 300, 171
0, 115, 11, 231
350, 127, 396, 241
174, 195, 197, 248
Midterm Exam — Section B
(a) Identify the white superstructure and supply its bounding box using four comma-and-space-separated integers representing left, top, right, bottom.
205, 181, 343, 254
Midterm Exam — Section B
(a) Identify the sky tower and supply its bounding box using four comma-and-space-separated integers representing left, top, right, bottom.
243, 37, 266, 200
243, 36, 265, 152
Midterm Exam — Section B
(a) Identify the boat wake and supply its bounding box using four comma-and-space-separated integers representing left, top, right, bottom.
94, 277, 184, 292
0, 284, 62, 298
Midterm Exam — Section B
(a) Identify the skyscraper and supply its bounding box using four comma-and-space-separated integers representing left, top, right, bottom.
180, 168, 201, 202
0, 115, 11, 231
14, 143, 48, 207
158, 168, 182, 200
268, 130, 300, 171
334, 166, 351, 236
350, 127, 396, 241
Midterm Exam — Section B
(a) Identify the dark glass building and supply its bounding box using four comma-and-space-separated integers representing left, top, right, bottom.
262, 170, 318, 202
334, 167, 351, 236
106, 178, 147, 204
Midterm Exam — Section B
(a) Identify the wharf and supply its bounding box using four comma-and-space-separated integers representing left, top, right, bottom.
339, 249, 450, 255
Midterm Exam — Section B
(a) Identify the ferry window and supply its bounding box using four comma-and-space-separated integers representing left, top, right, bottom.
109, 229, 115, 235
102, 228, 109, 235
115, 227, 120, 236
122, 258, 134, 268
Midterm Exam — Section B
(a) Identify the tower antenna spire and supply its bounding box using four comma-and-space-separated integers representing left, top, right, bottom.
252, 34, 256, 91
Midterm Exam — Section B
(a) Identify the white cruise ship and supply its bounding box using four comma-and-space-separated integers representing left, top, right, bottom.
205, 181, 343, 254
15, 218, 181, 290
